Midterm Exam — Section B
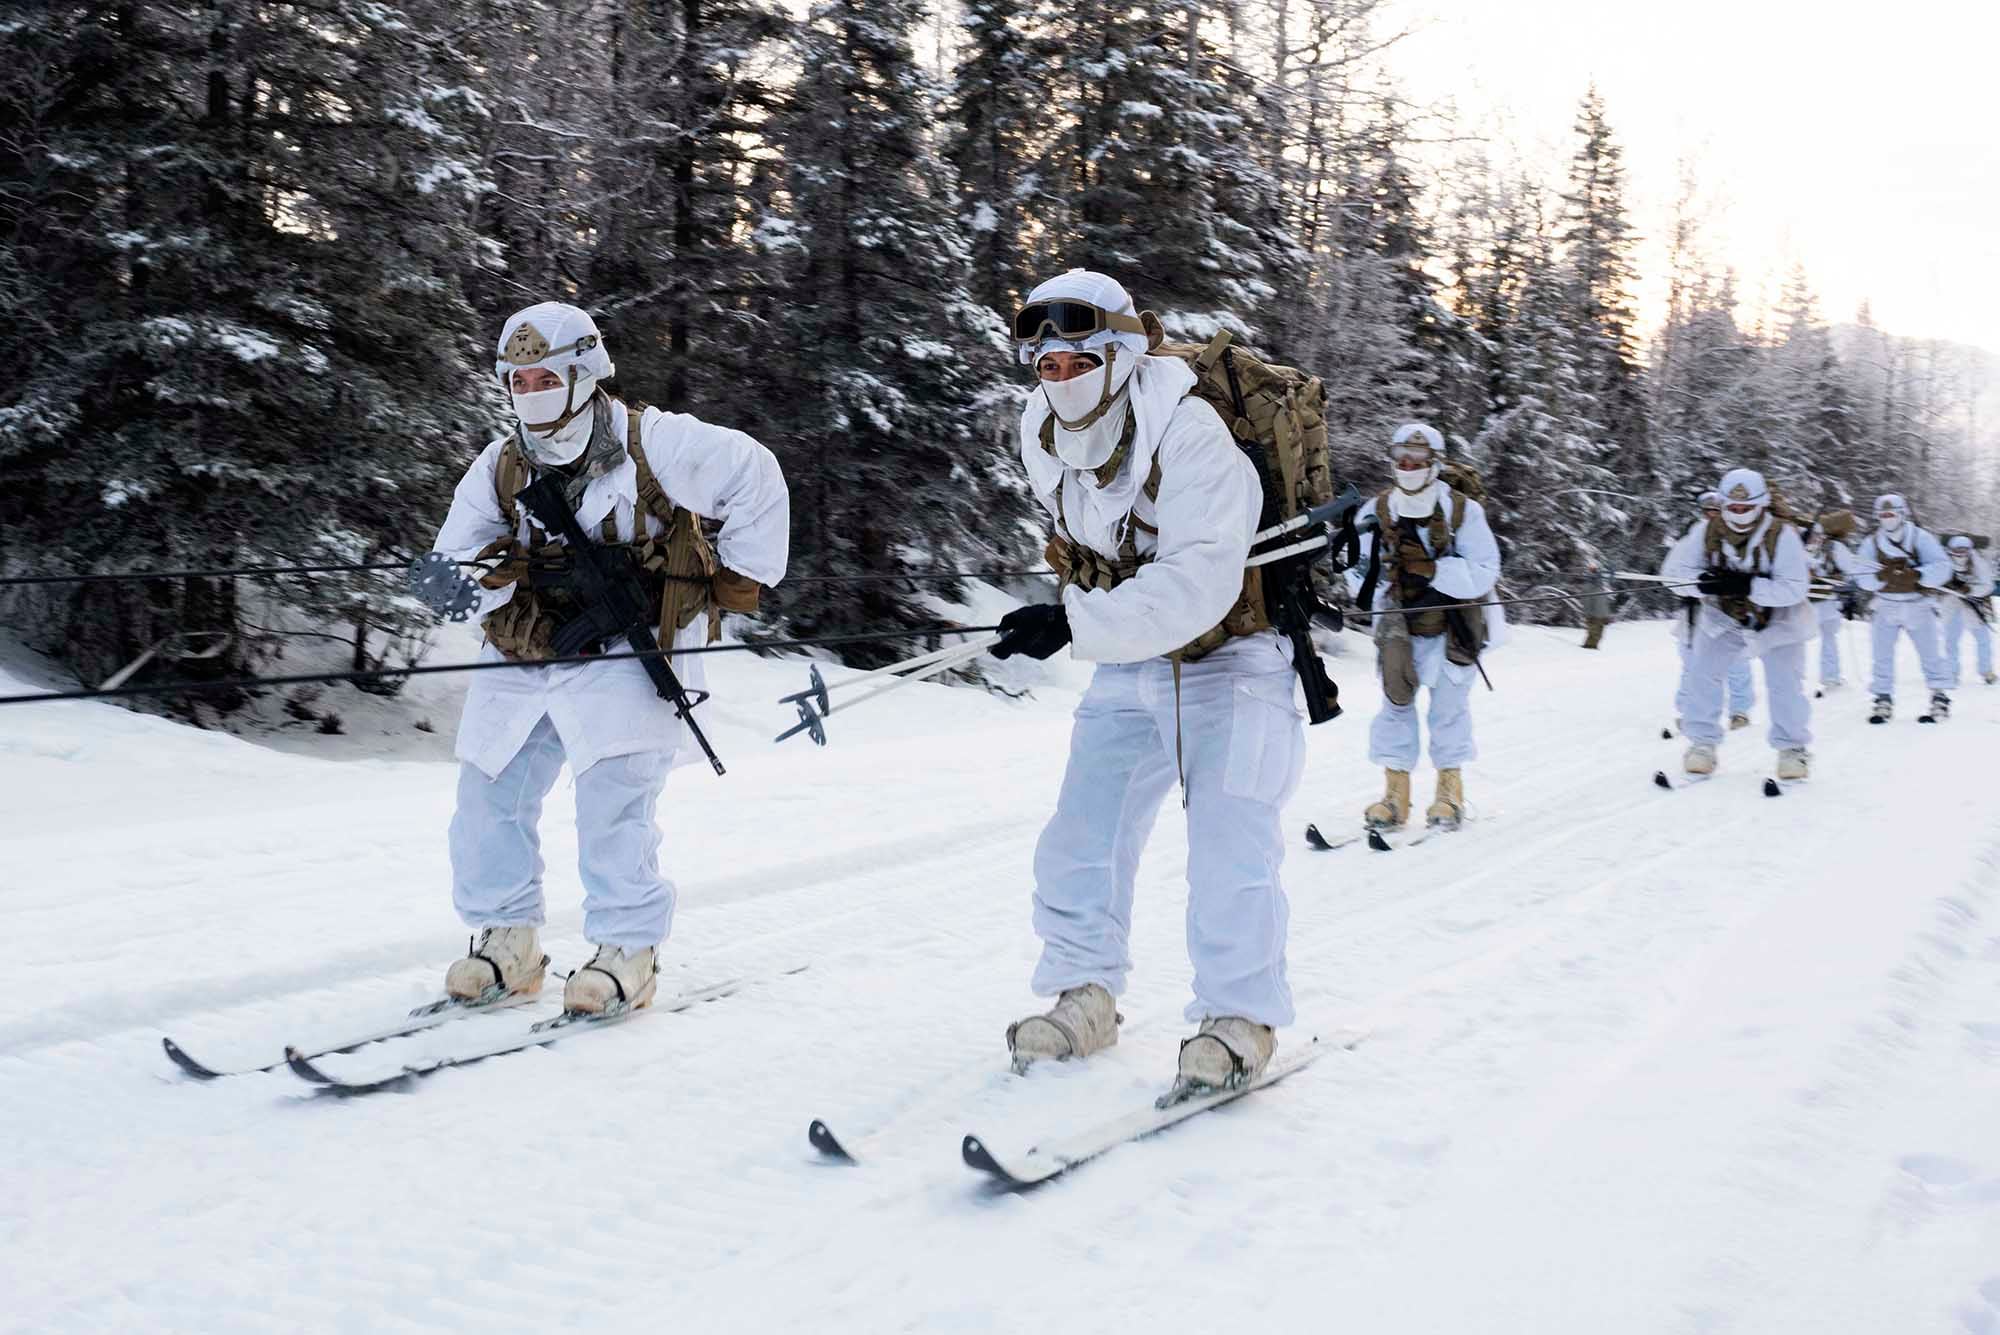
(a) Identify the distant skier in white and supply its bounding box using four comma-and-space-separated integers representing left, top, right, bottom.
427, 302, 789, 1012
993, 269, 1302, 1091
1803, 519, 1856, 690
1851, 493, 1952, 723
1938, 535, 1996, 686
1674, 489, 1757, 729
1347, 424, 1502, 832
1660, 468, 1813, 779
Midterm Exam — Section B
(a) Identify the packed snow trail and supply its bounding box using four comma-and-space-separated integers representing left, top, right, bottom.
3, 622, 1998, 1332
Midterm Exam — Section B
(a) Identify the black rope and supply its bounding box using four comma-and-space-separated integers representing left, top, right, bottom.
0, 561, 1058, 589
0, 623, 1005, 708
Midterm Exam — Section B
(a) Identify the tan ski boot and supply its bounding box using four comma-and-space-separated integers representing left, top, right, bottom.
1776, 748, 1809, 781
1684, 742, 1717, 775
1176, 1017, 1276, 1092
563, 944, 659, 1014
1007, 983, 1119, 1072
1364, 769, 1411, 829
1425, 768, 1466, 830
445, 926, 547, 1002
1728, 712, 1751, 731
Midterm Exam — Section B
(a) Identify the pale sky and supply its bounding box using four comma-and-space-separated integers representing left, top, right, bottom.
1386, 0, 2000, 352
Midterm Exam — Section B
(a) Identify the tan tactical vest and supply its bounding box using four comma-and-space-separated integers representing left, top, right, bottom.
477, 404, 759, 663
1702, 516, 1785, 627
1372, 489, 1485, 660
1872, 535, 1922, 594
1038, 411, 1269, 662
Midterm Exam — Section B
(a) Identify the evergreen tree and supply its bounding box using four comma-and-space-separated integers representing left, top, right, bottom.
0, 1, 490, 693
943, 0, 1053, 317
762, 0, 1024, 659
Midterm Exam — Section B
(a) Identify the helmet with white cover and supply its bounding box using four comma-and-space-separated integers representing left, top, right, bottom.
1873, 493, 1910, 538
1715, 468, 1769, 534
1014, 269, 1152, 469
496, 302, 616, 466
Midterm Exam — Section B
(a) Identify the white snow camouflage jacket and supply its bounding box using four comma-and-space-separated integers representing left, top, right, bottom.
1851, 526, 1950, 602
1660, 516, 1812, 650
430, 399, 790, 778
1020, 353, 1284, 669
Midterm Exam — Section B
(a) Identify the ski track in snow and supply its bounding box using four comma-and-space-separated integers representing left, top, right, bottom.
4, 625, 1999, 1332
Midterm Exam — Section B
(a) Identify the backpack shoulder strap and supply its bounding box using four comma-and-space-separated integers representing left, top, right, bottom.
493, 438, 530, 525
625, 404, 680, 529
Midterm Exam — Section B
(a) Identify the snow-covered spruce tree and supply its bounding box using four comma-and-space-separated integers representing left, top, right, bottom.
1464, 180, 1621, 606
760, 0, 1025, 661
1558, 86, 1657, 561
584, 0, 792, 417
943, 0, 1058, 318
1049, 3, 1299, 352
0, 2, 490, 695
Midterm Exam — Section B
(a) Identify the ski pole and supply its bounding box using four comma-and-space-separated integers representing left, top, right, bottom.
779, 635, 991, 707
820, 636, 999, 718
774, 635, 1001, 744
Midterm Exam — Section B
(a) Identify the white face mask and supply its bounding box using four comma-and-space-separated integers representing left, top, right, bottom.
1723, 504, 1764, 534
512, 375, 598, 466
1878, 513, 1905, 539
1041, 354, 1132, 471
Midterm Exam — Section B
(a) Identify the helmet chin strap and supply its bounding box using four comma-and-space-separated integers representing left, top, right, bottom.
1046, 345, 1126, 432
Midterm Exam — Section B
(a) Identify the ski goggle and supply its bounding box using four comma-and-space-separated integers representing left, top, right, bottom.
1724, 499, 1763, 516
1011, 300, 1148, 345
1390, 446, 1434, 470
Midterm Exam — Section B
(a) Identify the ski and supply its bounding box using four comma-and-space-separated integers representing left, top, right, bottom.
162, 970, 549, 1079
286, 962, 809, 1095
960, 1028, 1365, 1187
1304, 822, 1368, 852
1653, 769, 1717, 791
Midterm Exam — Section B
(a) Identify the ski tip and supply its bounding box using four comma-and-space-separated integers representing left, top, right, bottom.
161, 1036, 222, 1080
1659, 727, 1673, 740
1366, 828, 1391, 852
808, 1120, 856, 1163
1304, 823, 1331, 851
283, 1046, 338, 1085
960, 1134, 1026, 1185
1653, 770, 1673, 790
1763, 778, 1782, 797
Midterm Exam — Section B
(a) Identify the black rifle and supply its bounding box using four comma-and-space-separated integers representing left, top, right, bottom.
1220, 346, 1350, 724
514, 472, 726, 775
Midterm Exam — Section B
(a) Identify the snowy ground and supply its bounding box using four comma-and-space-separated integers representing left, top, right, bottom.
5, 616, 2000, 1333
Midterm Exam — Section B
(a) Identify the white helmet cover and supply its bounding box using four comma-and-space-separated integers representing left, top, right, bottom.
1716, 467, 1770, 534
1698, 490, 1721, 510
497, 303, 616, 463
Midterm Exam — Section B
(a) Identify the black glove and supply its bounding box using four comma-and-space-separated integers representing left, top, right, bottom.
992, 603, 1073, 661
1840, 589, 1860, 621
1696, 568, 1754, 598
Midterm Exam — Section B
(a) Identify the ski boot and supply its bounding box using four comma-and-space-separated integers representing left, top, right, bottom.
445, 926, 547, 1002
1008, 983, 1119, 1072
1364, 769, 1411, 829
1776, 748, 1809, 782
1985, 672, 1997, 686
563, 944, 658, 1014
1683, 742, 1717, 776
1425, 768, 1466, 830
1869, 695, 1893, 724
1922, 691, 1951, 723
1176, 1017, 1275, 1093
1728, 712, 1751, 731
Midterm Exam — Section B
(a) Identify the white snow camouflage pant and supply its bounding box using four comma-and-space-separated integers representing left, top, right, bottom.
1869, 596, 1953, 697
1368, 633, 1480, 771
1676, 626, 1754, 718
450, 715, 675, 950
1814, 599, 1844, 686
1680, 626, 1810, 751
1941, 598, 1994, 683
1031, 648, 1303, 1028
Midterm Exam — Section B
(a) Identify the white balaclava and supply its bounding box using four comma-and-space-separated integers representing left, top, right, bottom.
1875, 493, 1909, 542
496, 302, 616, 467
1388, 422, 1444, 520
1716, 468, 1770, 535
1020, 270, 1150, 471
1950, 536, 1973, 570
